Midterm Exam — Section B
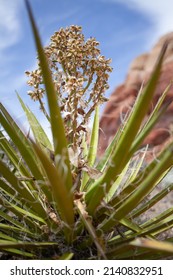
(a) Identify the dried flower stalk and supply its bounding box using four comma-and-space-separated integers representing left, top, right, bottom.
26, 25, 112, 166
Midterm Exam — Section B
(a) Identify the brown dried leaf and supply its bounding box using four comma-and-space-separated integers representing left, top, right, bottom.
82, 165, 102, 179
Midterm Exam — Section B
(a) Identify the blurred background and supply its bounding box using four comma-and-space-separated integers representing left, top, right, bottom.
0, 0, 173, 134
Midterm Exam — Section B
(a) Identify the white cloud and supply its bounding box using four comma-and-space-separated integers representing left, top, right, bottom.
108, 0, 173, 45
0, 72, 26, 92
0, 0, 22, 50
0, 0, 24, 99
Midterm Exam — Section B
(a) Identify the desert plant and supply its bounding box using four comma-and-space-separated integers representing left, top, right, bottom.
0, 0, 173, 259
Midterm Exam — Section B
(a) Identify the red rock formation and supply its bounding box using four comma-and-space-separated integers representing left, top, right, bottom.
99, 32, 173, 161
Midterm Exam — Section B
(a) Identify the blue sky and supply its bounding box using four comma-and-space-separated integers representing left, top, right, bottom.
0, 0, 173, 131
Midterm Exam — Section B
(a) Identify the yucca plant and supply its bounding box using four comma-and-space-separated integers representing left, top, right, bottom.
0, 0, 173, 259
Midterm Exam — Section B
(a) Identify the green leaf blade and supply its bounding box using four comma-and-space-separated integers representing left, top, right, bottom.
100, 143, 173, 232
31, 140, 75, 230
86, 43, 168, 214
17, 94, 52, 150
25, 0, 72, 190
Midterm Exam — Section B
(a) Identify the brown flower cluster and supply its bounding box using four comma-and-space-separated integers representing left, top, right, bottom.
25, 25, 112, 153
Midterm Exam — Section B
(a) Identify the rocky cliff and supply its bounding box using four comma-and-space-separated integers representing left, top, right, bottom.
99, 32, 173, 161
